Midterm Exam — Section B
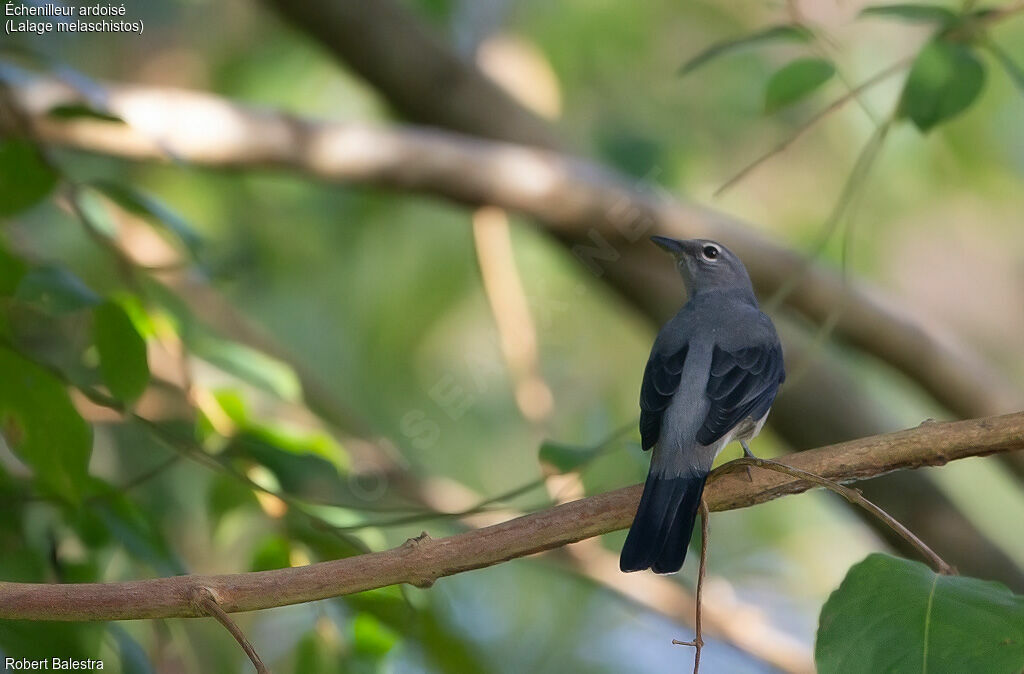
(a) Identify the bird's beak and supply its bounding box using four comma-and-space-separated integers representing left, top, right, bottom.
650, 236, 686, 256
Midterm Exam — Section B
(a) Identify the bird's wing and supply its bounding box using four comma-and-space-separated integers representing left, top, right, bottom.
697, 341, 785, 446
639, 343, 689, 450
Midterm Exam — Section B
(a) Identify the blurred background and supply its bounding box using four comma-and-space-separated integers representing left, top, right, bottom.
1, 0, 1023, 672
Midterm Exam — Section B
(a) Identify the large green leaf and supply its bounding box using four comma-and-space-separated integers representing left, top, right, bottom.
899, 40, 986, 132
0, 138, 58, 217
816, 553, 1024, 673
859, 4, 958, 24
764, 58, 836, 113
679, 24, 812, 76
93, 300, 150, 402
0, 347, 92, 502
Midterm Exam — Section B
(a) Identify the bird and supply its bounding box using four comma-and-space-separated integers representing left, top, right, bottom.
619, 236, 785, 574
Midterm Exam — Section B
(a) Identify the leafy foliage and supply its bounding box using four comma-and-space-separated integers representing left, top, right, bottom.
817, 554, 1024, 673
764, 58, 835, 113
0, 138, 58, 216
678, 24, 812, 76
93, 300, 150, 402
538, 440, 599, 474
899, 40, 987, 132
0, 347, 92, 503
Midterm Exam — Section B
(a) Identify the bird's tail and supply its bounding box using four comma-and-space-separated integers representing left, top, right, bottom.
619, 469, 707, 574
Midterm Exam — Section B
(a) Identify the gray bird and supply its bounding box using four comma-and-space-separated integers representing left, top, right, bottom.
620, 236, 785, 574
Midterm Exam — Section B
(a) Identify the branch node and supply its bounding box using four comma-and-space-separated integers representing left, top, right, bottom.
192, 586, 270, 674
408, 576, 437, 589
402, 531, 432, 550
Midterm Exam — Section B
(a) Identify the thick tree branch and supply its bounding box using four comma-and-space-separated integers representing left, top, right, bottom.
8, 75, 1022, 428
261, 0, 560, 149
2, 412, 1021, 621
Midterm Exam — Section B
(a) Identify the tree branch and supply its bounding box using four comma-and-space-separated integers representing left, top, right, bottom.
7, 74, 1021, 429
260, 0, 561, 149
1, 412, 1020, 621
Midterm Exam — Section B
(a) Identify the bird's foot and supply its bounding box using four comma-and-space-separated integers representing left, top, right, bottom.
740, 440, 756, 482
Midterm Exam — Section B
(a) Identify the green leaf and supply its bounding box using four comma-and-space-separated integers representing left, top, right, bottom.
0, 621, 104, 666
538, 440, 599, 474
193, 335, 302, 402
227, 430, 354, 505
93, 301, 150, 402
0, 242, 27, 295
14, 266, 101, 314
764, 58, 836, 113
352, 612, 399, 657
0, 138, 58, 217
0, 347, 92, 503
816, 553, 1024, 673
250, 535, 291, 572
89, 181, 202, 258
46, 103, 124, 124
899, 40, 986, 132
679, 24, 813, 76
859, 4, 958, 24
207, 473, 258, 529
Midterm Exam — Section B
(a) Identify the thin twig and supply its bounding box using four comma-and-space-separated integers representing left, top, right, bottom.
714, 58, 910, 197
714, 457, 955, 575
672, 499, 710, 674
193, 587, 270, 674
764, 118, 892, 315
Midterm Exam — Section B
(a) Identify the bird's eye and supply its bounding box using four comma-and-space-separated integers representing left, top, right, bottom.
701, 245, 720, 261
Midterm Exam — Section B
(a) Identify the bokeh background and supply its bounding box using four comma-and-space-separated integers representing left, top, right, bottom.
1, 0, 1023, 672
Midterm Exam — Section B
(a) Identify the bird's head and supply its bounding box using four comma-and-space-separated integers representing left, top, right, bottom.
650, 236, 754, 297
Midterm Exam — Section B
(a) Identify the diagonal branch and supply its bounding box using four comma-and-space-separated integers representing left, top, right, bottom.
260, 0, 561, 149
1, 412, 1021, 621
7, 74, 1022, 427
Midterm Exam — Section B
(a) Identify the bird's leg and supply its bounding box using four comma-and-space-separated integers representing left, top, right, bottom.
740, 440, 755, 482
